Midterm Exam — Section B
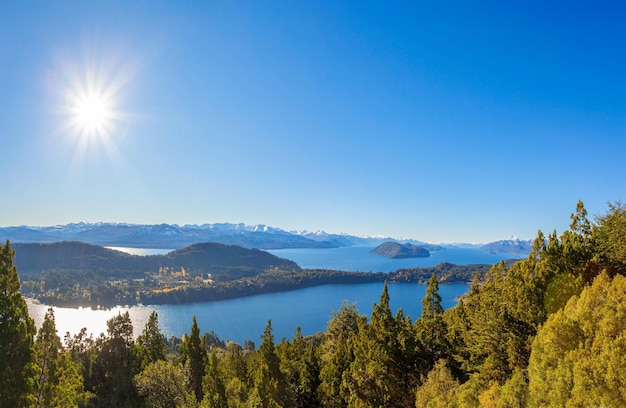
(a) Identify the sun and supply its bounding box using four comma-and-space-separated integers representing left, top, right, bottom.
73, 92, 111, 131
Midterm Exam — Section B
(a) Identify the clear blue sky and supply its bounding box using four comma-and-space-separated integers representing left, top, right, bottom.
1, 1, 624, 243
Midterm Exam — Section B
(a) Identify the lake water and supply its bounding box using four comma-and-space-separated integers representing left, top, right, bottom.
27, 246, 521, 345
268, 245, 522, 272
27, 282, 469, 345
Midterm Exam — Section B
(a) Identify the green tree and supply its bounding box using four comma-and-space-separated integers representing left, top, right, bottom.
134, 359, 196, 408
528, 272, 626, 407
34, 308, 62, 407
89, 312, 141, 407
414, 359, 459, 408
34, 307, 90, 407
136, 311, 167, 369
248, 319, 290, 406
345, 282, 417, 407
201, 350, 227, 407
0, 240, 37, 407
180, 315, 208, 402
277, 326, 321, 407
417, 274, 450, 375
224, 340, 248, 378
247, 362, 282, 408
422, 273, 443, 319
319, 302, 364, 407
34, 308, 90, 408
593, 200, 626, 276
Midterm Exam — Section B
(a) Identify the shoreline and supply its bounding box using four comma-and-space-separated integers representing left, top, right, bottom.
23, 273, 477, 310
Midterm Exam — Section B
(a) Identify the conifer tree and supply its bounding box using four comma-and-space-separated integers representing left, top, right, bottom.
529, 272, 626, 406
319, 302, 364, 407
34, 308, 63, 407
223, 341, 248, 384
137, 311, 166, 369
414, 359, 460, 407
180, 315, 208, 402
91, 311, 140, 407
0, 240, 37, 407
346, 282, 417, 407
416, 274, 450, 379
422, 273, 443, 319
252, 319, 291, 406
202, 350, 227, 407
34, 308, 88, 408
277, 326, 321, 407
592, 200, 626, 276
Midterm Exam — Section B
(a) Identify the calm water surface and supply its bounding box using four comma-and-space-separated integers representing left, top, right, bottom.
27, 282, 469, 344
268, 245, 521, 272
27, 246, 517, 344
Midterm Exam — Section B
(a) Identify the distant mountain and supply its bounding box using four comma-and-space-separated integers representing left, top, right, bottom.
1, 221, 526, 252
293, 230, 437, 247
480, 237, 532, 255
370, 242, 430, 259
0, 223, 339, 250
1, 222, 443, 250
12, 241, 299, 281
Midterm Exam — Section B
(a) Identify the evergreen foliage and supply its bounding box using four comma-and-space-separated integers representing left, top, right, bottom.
0, 240, 37, 407
179, 315, 208, 402
137, 311, 167, 369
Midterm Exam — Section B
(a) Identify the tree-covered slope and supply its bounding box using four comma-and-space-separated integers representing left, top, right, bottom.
13, 241, 299, 281
370, 241, 430, 258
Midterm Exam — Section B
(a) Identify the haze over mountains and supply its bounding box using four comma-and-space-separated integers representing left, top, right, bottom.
0, 222, 531, 254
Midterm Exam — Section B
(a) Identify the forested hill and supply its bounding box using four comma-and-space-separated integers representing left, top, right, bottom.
13, 241, 299, 280
371, 241, 431, 258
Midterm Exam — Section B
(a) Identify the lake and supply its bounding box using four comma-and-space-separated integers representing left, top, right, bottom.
27, 282, 469, 345
27, 245, 521, 345
268, 245, 522, 272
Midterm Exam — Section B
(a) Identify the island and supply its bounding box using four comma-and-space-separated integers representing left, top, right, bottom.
370, 241, 430, 259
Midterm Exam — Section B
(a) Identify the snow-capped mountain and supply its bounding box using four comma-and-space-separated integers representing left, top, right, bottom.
480, 237, 532, 255
0, 222, 528, 253
0, 222, 333, 250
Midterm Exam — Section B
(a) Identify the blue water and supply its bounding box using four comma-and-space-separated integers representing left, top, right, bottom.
27, 282, 469, 344
27, 245, 518, 344
268, 245, 522, 272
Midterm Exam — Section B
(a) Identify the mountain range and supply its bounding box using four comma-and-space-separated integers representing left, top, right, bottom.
0, 222, 531, 254
479, 236, 533, 255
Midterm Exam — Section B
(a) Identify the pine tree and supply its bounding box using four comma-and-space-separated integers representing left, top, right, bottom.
93, 311, 140, 407
34, 308, 63, 407
249, 319, 291, 406
277, 326, 321, 407
593, 200, 626, 276
137, 311, 166, 369
422, 273, 444, 319
180, 315, 208, 402
319, 302, 364, 407
0, 240, 37, 407
201, 350, 227, 407
346, 282, 417, 407
34, 308, 88, 408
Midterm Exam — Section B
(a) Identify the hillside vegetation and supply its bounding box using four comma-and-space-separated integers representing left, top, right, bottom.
2, 200, 625, 407
370, 241, 430, 258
